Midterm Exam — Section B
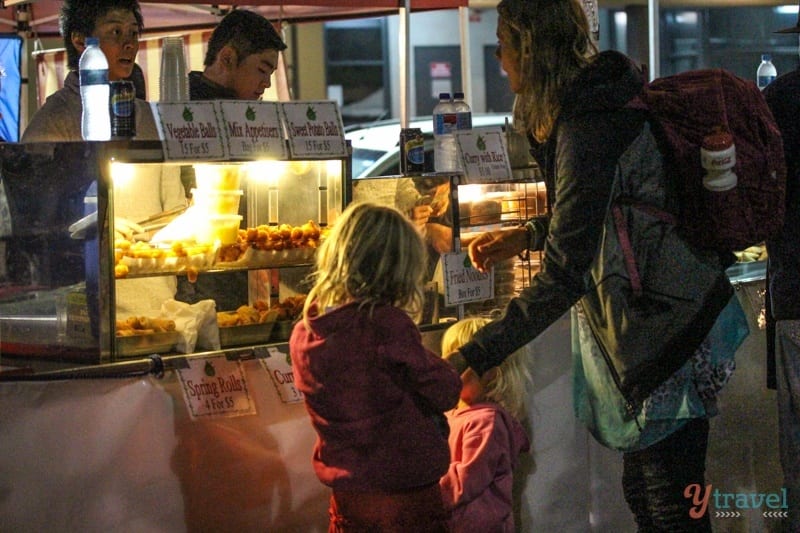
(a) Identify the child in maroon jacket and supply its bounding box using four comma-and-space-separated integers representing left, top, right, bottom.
290, 202, 461, 532
439, 317, 531, 533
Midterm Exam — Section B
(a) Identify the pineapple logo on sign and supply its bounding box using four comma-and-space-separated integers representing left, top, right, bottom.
245, 105, 256, 121
306, 105, 317, 121
182, 106, 194, 122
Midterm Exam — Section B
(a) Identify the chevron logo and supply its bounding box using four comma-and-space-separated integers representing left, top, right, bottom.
763, 511, 789, 518
714, 511, 742, 518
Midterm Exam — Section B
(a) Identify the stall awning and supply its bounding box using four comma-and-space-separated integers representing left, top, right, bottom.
1, 0, 467, 37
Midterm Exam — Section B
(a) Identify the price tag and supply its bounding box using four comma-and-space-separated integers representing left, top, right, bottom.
456, 127, 512, 183
152, 101, 226, 160
176, 355, 256, 420
281, 101, 347, 159
442, 252, 494, 306
258, 344, 304, 404
218, 101, 287, 159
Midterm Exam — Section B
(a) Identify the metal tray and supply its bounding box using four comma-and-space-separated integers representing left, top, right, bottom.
269, 320, 295, 343
115, 331, 179, 357
218, 321, 275, 348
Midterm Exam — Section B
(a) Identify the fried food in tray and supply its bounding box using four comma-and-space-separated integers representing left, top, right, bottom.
215, 221, 327, 268
115, 315, 179, 356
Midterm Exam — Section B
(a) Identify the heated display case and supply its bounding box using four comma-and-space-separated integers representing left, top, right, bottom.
0, 141, 349, 364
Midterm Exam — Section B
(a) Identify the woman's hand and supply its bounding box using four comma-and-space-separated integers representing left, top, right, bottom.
468, 226, 529, 273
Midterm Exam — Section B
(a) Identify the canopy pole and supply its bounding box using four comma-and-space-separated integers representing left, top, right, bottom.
458, 5, 471, 104
399, 1, 410, 128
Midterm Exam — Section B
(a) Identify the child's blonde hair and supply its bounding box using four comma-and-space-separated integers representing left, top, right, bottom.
441, 317, 531, 421
303, 202, 427, 326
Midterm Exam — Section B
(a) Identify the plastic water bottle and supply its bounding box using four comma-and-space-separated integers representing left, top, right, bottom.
433, 92, 458, 173
757, 54, 777, 90
453, 91, 472, 132
79, 37, 111, 141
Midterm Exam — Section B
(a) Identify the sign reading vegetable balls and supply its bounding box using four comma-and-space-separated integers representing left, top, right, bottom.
153, 101, 226, 160
281, 100, 347, 159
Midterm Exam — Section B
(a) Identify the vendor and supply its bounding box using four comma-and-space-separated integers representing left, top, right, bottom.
175, 10, 287, 312
21, 0, 185, 317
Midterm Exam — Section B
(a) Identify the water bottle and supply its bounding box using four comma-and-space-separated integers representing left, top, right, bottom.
79, 37, 111, 141
453, 91, 472, 131
756, 54, 777, 90
433, 92, 458, 173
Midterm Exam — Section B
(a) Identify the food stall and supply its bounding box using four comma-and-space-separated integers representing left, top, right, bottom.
0, 2, 785, 531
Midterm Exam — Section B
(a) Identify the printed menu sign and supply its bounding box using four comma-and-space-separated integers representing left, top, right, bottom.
176, 355, 256, 420
456, 128, 513, 183
281, 101, 347, 159
152, 101, 226, 160
442, 252, 495, 306
258, 345, 304, 404
218, 101, 287, 159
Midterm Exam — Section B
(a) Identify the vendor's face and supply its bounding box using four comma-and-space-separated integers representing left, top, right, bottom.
74, 8, 140, 81
496, 22, 522, 93
229, 48, 280, 100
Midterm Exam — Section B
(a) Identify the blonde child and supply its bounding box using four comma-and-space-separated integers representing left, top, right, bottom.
439, 317, 531, 533
289, 202, 462, 532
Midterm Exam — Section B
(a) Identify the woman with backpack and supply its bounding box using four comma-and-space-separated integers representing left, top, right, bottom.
444, 0, 749, 529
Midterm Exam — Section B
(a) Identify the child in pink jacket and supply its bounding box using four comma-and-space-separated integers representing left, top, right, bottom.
440, 317, 531, 533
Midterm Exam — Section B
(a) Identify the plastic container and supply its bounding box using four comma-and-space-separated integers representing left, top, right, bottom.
79, 37, 111, 141
757, 54, 777, 90
191, 188, 243, 215
192, 164, 242, 190
433, 92, 459, 173
701, 131, 738, 191
195, 214, 243, 245
160, 36, 188, 102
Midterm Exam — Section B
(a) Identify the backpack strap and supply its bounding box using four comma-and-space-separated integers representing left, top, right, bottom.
610, 197, 680, 299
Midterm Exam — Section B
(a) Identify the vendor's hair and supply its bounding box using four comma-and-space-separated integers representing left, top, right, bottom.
497, 0, 597, 142
60, 0, 144, 70
204, 9, 287, 67
302, 202, 427, 326
441, 317, 531, 421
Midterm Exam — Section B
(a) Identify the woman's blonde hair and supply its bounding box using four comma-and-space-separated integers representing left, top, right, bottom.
302, 202, 427, 327
441, 317, 531, 421
497, 0, 598, 142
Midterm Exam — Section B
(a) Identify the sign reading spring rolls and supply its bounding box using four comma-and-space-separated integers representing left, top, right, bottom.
218, 101, 287, 159
153, 101, 226, 160
442, 252, 495, 306
176, 355, 256, 420
456, 127, 513, 183
281, 101, 347, 158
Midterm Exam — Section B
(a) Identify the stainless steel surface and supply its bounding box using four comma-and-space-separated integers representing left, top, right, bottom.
218, 322, 276, 348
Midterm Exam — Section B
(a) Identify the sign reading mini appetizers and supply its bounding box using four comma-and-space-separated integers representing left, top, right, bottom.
218, 101, 287, 159
153, 101, 226, 160
281, 100, 347, 159
456, 127, 513, 183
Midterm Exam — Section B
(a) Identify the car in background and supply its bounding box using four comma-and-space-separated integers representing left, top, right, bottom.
346, 114, 515, 178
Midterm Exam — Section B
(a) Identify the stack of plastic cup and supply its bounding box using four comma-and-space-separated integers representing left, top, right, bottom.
159, 36, 188, 102
191, 165, 244, 245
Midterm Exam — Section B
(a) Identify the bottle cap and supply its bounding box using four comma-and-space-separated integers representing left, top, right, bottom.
702, 130, 734, 151
86, 37, 99, 46
454, 91, 465, 99
439, 92, 450, 100
762, 53, 772, 62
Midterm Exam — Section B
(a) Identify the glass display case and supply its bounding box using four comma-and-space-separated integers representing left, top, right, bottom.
0, 141, 349, 364
352, 172, 546, 323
